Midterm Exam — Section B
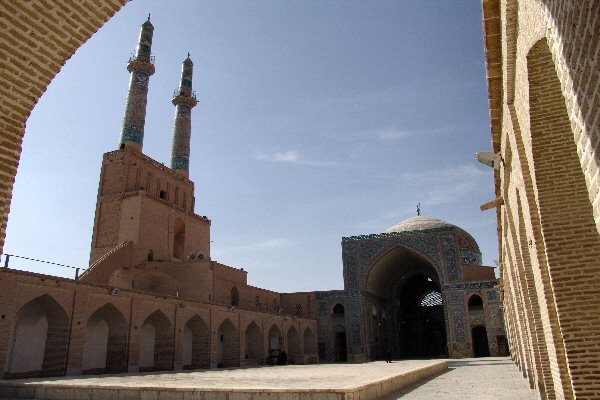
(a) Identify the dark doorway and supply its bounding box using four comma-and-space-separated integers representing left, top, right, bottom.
497, 335, 509, 356
397, 275, 447, 358
334, 327, 347, 362
472, 326, 490, 357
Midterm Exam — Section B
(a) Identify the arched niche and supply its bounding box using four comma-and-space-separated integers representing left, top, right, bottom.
231, 287, 240, 307
139, 310, 174, 372
303, 327, 317, 355
245, 321, 264, 365
182, 315, 210, 370
468, 294, 484, 311
173, 218, 185, 260
8, 294, 69, 378
268, 324, 282, 352
287, 326, 300, 364
82, 303, 128, 374
217, 319, 239, 368
365, 245, 448, 360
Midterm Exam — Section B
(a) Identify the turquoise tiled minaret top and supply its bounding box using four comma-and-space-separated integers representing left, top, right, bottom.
119, 16, 155, 150
170, 54, 198, 176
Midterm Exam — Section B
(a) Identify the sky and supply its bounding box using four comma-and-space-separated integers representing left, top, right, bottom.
4, 0, 498, 292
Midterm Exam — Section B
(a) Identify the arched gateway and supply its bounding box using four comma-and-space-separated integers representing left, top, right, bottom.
315, 216, 505, 361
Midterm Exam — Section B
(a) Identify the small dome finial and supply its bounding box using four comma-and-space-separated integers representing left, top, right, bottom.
187, 52, 190, 58
417, 203, 421, 216
148, 13, 151, 21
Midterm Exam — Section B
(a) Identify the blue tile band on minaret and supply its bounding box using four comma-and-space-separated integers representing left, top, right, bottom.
170, 55, 198, 177
120, 16, 156, 151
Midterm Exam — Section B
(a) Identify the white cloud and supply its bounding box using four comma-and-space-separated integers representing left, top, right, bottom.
376, 128, 416, 141
399, 164, 488, 183
255, 150, 300, 163
213, 238, 292, 256
254, 150, 338, 167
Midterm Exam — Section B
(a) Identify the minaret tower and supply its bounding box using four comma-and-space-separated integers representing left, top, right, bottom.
119, 16, 155, 152
170, 54, 198, 177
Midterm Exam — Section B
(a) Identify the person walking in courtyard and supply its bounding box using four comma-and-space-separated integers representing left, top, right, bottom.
386, 347, 392, 363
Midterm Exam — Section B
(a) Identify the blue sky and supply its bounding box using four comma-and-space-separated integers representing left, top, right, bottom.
5, 1, 497, 292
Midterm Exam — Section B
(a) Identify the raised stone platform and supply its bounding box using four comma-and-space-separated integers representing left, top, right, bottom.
0, 360, 447, 400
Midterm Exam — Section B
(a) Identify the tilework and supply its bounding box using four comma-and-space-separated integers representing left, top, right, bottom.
318, 224, 503, 360
357, 235, 441, 271
170, 104, 192, 170
315, 292, 346, 360
459, 249, 483, 265
442, 234, 459, 282
345, 296, 363, 350
342, 242, 357, 289
121, 71, 150, 145
443, 281, 497, 292
449, 293, 468, 346
120, 22, 154, 147
170, 59, 196, 171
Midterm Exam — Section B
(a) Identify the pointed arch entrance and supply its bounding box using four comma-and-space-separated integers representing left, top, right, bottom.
82, 303, 128, 374
217, 319, 239, 368
366, 245, 448, 360
303, 327, 317, 356
182, 315, 210, 370
287, 326, 300, 364
139, 310, 174, 372
7, 294, 70, 378
245, 321, 264, 365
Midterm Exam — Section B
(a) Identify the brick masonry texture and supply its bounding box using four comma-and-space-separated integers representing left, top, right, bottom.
482, 0, 600, 399
2, 1, 595, 396
0, 0, 127, 255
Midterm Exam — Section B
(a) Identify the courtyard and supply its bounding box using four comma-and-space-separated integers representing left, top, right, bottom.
0, 358, 533, 400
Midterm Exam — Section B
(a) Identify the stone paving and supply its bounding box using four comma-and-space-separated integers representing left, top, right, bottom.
383, 357, 535, 400
0, 358, 535, 400
0, 360, 446, 400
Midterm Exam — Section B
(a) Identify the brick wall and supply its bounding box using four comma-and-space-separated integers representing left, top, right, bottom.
0, 0, 127, 255
483, 0, 600, 398
0, 269, 317, 376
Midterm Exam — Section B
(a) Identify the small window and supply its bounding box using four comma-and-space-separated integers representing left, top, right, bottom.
468, 294, 484, 311
159, 190, 167, 199
332, 303, 345, 315
294, 304, 303, 317
420, 291, 442, 307
231, 287, 239, 307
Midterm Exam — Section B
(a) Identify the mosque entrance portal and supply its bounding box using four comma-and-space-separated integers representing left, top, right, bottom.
366, 246, 448, 360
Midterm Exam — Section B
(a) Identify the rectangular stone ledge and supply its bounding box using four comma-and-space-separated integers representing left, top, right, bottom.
0, 361, 447, 400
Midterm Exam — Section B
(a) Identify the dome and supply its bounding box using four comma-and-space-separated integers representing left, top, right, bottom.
385, 216, 480, 252
385, 216, 455, 233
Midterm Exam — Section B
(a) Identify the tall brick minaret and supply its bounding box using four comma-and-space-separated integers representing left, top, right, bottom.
88, 20, 210, 274
170, 54, 198, 177
119, 16, 155, 152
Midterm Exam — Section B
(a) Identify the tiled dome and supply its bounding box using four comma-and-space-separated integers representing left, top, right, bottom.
386, 216, 454, 233
386, 216, 480, 252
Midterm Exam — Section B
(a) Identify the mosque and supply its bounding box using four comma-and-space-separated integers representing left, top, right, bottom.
0, 19, 504, 378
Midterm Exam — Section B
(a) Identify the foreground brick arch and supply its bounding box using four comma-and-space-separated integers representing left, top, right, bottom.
483, 0, 600, 398
0, 1, 127, 255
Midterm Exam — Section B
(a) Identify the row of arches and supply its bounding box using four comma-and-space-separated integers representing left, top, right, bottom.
7, 294, 317, 378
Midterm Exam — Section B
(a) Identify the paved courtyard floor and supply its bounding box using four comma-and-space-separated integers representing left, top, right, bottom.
0, 357, 534, 400
0, 360, 445, 400
384, 357, 535, 400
